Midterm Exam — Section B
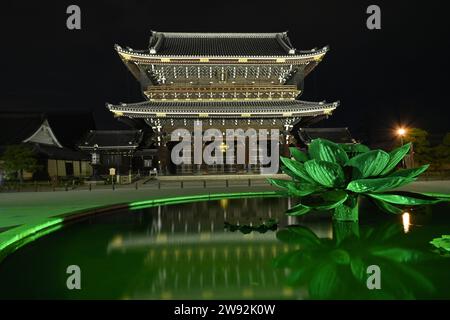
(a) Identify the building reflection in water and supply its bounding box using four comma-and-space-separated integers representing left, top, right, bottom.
107, 197, 333, 299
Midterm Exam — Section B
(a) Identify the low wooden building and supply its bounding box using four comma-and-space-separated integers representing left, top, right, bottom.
0, 111, 95, 181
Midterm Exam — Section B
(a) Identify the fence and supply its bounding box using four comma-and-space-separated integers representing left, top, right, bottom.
0, 178, 270, 193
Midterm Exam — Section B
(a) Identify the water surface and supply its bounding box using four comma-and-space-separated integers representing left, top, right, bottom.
0, 197, 449, 299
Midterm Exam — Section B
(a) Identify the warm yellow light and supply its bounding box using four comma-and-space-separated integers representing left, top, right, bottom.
397, 128, 407, 136
402, 212, 411, 233
219, 142, 229, 153
219, 198, 229, 210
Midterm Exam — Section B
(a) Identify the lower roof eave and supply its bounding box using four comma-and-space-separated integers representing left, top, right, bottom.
106, 100, 338, 119
110, 111, 334, 119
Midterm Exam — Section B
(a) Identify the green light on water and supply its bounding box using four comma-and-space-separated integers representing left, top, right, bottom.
129, 191, 280, 210
0, 191, 282, 261
0, 218, 63, 262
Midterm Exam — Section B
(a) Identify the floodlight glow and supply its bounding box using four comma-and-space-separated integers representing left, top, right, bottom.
397, 128, 407, 136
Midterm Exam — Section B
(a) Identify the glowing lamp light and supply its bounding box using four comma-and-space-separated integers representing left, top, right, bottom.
219, 198, 229, 210
219, 142, 229, 153
397, 128, 407, 136
402, 212, 411, 233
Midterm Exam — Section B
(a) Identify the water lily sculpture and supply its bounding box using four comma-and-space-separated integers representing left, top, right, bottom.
268, 138, 449, 222
430, 235, 450, 253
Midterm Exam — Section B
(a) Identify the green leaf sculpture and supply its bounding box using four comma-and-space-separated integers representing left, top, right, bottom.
430, 235, 450, 253
268, 138, 450, 222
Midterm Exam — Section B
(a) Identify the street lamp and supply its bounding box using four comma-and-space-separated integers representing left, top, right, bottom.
397, 127, 407, 146
90, 145, 102, 181
396, 127, 408, 168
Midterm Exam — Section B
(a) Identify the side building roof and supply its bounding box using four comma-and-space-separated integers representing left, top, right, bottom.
0, 111, 95, 160
78, 130, 144, 150
0, 111, 95, 148
298, 127, 356, 144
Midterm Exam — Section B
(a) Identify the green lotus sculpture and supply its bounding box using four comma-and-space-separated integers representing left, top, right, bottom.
268, 138, 449, 222
430, 235, 450, 253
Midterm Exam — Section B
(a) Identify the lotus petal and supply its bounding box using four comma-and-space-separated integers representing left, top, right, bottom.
267, 178, 293, 192
308, 138, 349, 165
301, 190, 348, 211
421, 192, 450, 199
350, 257, 366, 282
280, 157, 316, 184
313, 197, 348, 211
267, 178, 321, 196
430, 235, 450, 252
389, 164, 429, 179
286, 203, 311, 216
370, 247, 424, 262
321, 189, 349, 203
380, 143, 412, 175
371, 198, 404, 214
280, 165, 297, 180
345, 150, 390, 178
276, 225, 321, 246
367, 192, 444, 205
289, 147, 309, 163
346, 176, 415, 193
341, 143, 371, 154
304, 159, 345, 187
309, 264, 340, 299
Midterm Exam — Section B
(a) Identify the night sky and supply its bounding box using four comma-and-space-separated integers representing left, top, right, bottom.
1, 0, 449, 145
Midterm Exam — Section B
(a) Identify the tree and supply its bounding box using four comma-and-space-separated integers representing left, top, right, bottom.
403, 129, 450, 169
1, 144, 38, 183
431, 133, 450, 170
403, 128, 432, 166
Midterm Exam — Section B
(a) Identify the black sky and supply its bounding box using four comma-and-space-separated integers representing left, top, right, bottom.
1, 0, 449, 145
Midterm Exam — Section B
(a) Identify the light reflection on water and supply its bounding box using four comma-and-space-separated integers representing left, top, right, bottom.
0, 197, 449, 299
402, 212, 411, 233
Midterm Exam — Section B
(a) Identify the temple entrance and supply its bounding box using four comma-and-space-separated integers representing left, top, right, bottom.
65, 162, 74, 176
163, 134, 285, 175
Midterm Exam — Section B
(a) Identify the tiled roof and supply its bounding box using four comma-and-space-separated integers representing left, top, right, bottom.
78, 130, 143, 149
148, 32, 294, 56
0, 111, 95, 148
107, 100, 338, 118
298, 127, 356, 144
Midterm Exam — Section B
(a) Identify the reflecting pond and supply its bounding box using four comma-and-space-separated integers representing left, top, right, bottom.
0, 196, 449, 299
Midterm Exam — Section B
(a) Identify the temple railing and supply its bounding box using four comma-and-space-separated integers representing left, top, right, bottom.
144, 84, 300, 101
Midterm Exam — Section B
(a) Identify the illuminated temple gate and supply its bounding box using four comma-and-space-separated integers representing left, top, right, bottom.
107, 31, 338, 174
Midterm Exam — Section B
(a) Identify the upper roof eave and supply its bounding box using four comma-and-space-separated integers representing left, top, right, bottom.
114, 44, 329, 62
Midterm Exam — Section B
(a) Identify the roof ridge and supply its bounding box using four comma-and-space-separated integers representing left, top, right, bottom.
152, 32, 286, 38
88, 129, 141, 133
